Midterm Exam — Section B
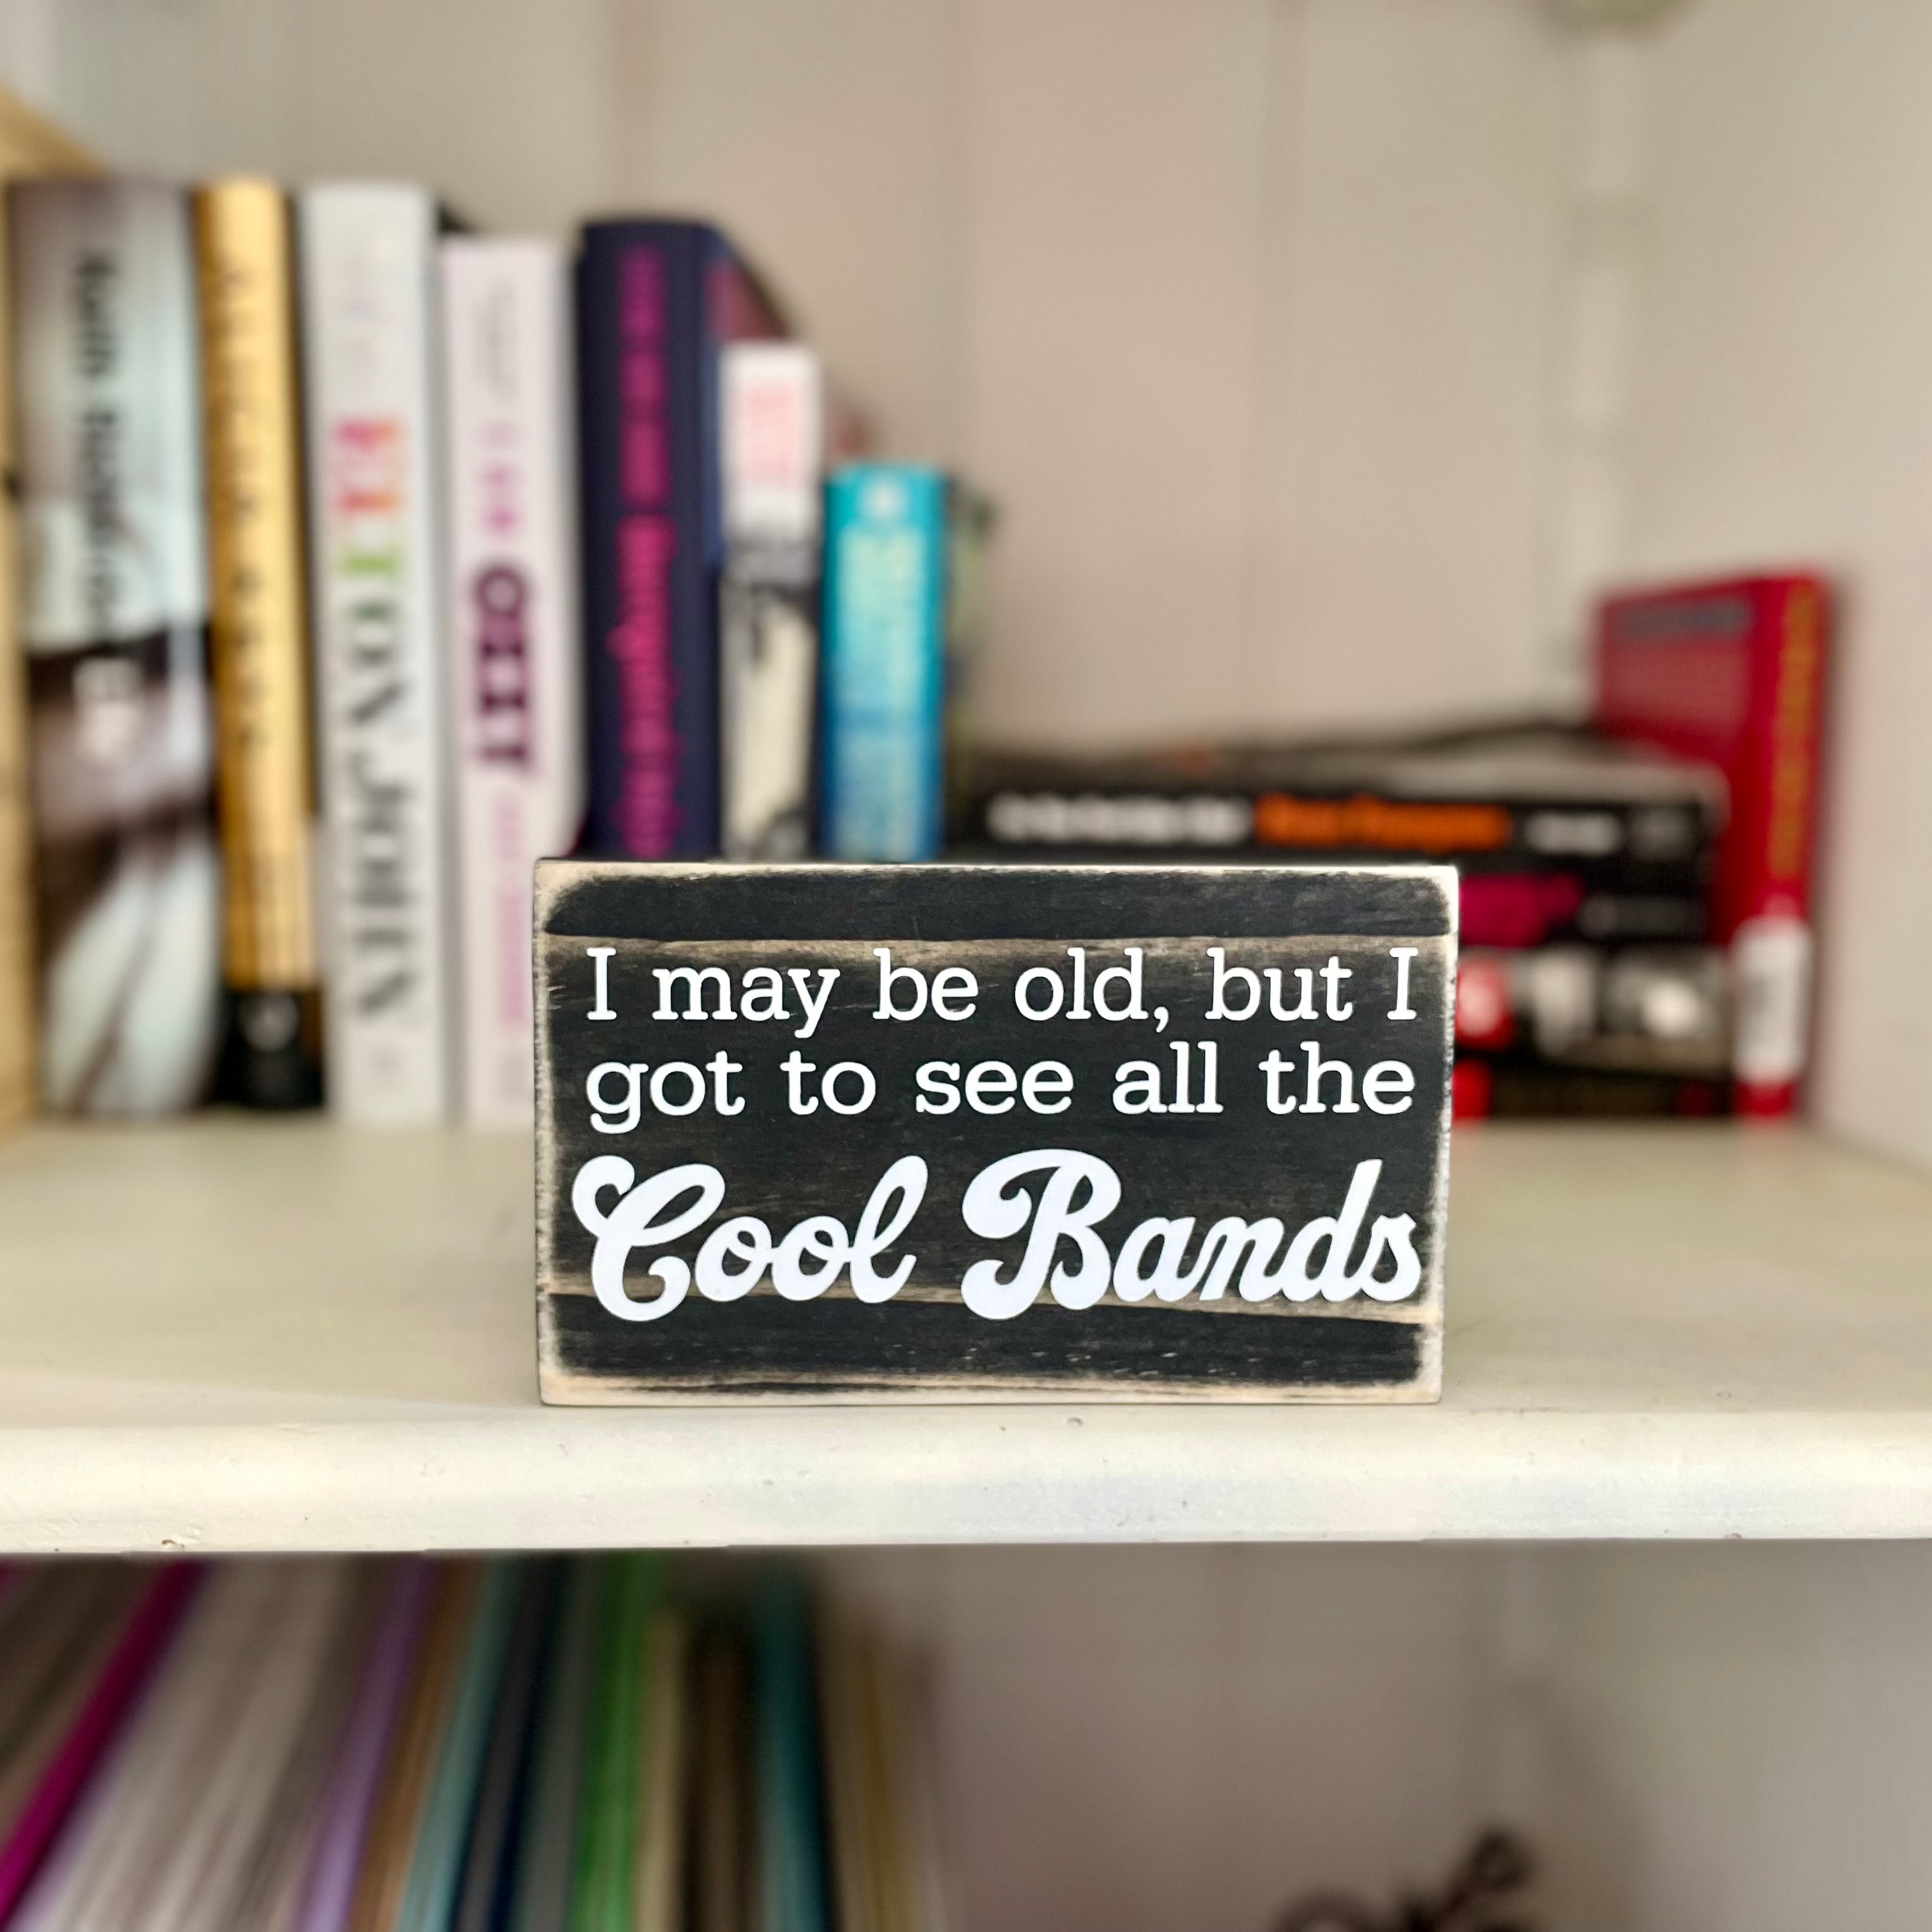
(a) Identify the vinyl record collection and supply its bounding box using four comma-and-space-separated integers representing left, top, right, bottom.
0, 1556, 944, 1932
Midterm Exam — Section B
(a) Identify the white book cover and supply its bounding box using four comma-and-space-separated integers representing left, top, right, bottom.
721, 341, 822, 551
719, 342, 821, 860
301, 183, 455, 1123
440, 236, 583, 1128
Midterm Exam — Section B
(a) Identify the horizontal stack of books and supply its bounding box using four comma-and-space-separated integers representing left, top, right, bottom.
958, 574, 1832, 1123
0, 1555, 943, 1932
0, 162, 992, 1133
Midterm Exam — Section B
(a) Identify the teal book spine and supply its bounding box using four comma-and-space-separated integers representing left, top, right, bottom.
753, 1573, 829, 1932
821, 465, 949, 861
506, 1560, 598, 1932
396, 1560, 525, 1932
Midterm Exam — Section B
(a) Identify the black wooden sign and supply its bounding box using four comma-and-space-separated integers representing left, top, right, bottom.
535, 863, 1455, 1402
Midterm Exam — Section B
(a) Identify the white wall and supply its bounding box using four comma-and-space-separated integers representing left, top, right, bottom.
10, 0, 1574, 751
625, 0, 1570, 747
831, 1544, 1496, 1932
0, 0, 620, 234
1614, 0, 1932, 1168
836, 1540, 1932, 1931
1540, 1542, 1932, 1931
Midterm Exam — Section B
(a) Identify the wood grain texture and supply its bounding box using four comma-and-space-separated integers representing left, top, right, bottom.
537, 863, 1455, 1404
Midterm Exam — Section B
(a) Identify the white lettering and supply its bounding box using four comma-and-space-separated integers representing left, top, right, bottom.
648, 1061, 705, 1116
586, 1061, 645, 1133
1113, 1059, 1166, 1115
850, 1156, 928, 1303
653, 965, 734, 1021
1093, 947, 1147, 1021
1320, 956, 1354, 1022
1206, 947, 1261, 1021
772, 1216, 850, 1300
1268, 967, 1317, 1022
696, 1216, 770, 1301
740, 967, 787, 1023
1363, 1061, 1414, 1114
788, 967, 838, 1040
587, 946, 617, 1020
821, 1062, 876, 1116
959, 1150, 1121, 1320
1388, 946, 1419, 1020
931, 967, 978, 1020
873, 947, 927, 1020
966, 1061, 1017, 1114
570, 1158, 723, 1321
1015, 967, 1064, 1020
1300, 1040, 1360, 1114
1022, 1061, 1073, 1114
916, 1061, 960, 1114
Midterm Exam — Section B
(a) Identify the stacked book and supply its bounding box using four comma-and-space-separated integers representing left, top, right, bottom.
0, 157, 993, 1134
0, 1556, 944, 1932
955, 562, 1836, 1122
1595, 573, 1830, 1119
958, 721, 1742, 1117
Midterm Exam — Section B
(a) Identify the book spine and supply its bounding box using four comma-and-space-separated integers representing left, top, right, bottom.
1453, 1056, 1731, 1121
967, 785, 1715, 878
10, 179, 222, 1115
441, 238, 583, 1128
1731, 578, 1828, 1118
0, 194, 33, 1128
752, 1573, 829, 1932
196, 179, 325, 1108
302, 185, 455, 1124
576, 224, 717, 858
821, 465, 948, 862
1455, 943, 1731, 1071
0, 101, 97, 1127
719, 342, 822, 860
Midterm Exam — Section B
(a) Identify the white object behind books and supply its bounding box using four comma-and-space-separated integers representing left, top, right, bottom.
441, 236, 584, 1128
722, 342, 822, 549
302, 184, 456, 1124
720, 343, 822, 859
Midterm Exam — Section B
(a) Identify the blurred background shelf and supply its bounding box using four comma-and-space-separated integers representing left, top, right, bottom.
3, 1118, 1929, 1553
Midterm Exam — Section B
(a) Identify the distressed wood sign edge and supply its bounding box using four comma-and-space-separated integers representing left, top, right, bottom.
535, 861, 1457, 1408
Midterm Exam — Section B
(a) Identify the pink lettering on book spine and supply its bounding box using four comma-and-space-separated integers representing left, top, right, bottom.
605, 247, 678, 855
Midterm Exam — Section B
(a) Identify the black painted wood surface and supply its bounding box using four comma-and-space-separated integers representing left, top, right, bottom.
536, 862, 1455, 1402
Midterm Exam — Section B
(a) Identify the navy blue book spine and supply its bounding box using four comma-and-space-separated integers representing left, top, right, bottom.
576, 220, 720, 857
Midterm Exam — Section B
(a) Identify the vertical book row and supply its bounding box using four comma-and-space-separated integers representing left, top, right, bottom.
0, 176, 991, 1129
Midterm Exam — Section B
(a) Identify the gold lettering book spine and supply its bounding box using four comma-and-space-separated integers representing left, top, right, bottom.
195, 178, 325, 1107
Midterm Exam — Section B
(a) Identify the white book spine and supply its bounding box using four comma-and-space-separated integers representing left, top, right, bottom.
719, 342, 822, 860
440, 237, 583, 1128
301, 185, 455, 1123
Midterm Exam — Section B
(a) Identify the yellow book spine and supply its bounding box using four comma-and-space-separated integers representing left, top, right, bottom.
195, 178, 319, 996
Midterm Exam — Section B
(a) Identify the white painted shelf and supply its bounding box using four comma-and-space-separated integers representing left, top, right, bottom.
2, 1119, 1931, 1551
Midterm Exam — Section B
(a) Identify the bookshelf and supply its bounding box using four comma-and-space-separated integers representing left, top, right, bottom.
4, 1119, 1929, 1553
4, 10, 1932, 1927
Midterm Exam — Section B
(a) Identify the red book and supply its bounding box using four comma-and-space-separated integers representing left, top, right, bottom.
1595, 574, 1830, 1117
